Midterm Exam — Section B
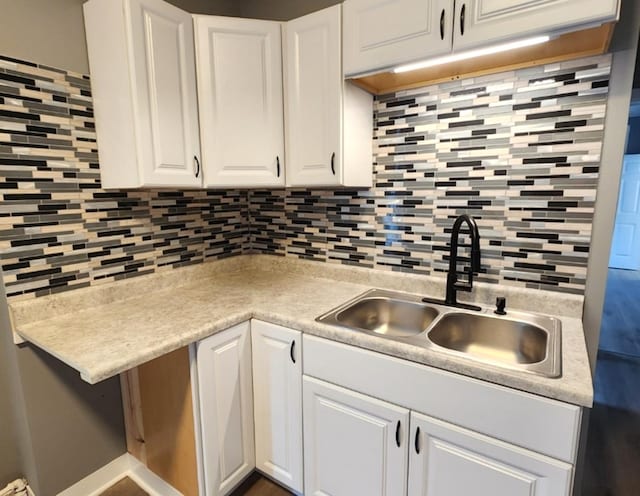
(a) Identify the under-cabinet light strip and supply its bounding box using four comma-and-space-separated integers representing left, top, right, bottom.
392, 35, 551, 74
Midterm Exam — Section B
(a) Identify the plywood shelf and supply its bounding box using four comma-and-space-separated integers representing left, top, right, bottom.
350, 23, 615, 95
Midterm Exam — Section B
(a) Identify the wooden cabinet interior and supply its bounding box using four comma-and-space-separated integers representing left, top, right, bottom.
351, 23, 614, 95
120, 347, 199, 496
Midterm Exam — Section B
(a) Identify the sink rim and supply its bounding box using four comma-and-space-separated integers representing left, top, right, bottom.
316, 288, 562, 378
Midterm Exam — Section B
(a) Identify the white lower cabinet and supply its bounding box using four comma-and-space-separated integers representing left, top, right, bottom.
303, 376, 409, 496
251, 320, 303, 493
408, 411, 573, 496
190, 325, 579, 496
197, 322, 255, 496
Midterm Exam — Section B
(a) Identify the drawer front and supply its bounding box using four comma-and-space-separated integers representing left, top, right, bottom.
303, 335, 581, 463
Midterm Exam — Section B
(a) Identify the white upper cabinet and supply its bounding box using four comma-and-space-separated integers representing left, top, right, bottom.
284, 5, 373, 188
303, 376, 409, 496
251, 321, 303, 494
84, 0, 202, 189
194, 16, 285, 187
408, 411, 573, 496
344, 0, 453, 76
342, 0, 619, 77
453, 0, 620, 51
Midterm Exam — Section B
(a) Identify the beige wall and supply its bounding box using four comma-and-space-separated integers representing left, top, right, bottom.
0, 0, 90, 74
0, 0, 241, 75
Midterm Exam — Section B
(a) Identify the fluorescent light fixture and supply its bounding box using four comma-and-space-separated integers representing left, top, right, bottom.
392, 35, 551, 74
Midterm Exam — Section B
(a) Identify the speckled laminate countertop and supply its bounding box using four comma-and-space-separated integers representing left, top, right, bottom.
8, 255, 593, 407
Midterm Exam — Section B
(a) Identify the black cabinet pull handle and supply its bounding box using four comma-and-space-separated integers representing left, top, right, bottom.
460, 3, 466, 36
415, 426, 421, 454
440, 9, 445, 40
276, 156, 281, 177
194, 155, 200, 178
290, 340, 296, 363
330, 152, 336, 175
395, 420, 401, 447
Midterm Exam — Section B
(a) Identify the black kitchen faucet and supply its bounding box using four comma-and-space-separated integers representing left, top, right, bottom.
423, 214, 482, 311
445, 214, 481, 309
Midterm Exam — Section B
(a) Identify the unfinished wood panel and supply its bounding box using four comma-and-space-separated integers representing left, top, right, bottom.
120, 369, 147, 464
137, 347, 198, 496
351, 23, 614, 95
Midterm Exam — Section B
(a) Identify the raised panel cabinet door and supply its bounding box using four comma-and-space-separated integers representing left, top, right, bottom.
284, 5, 342, 187
194, 16, 285, 187
251, 321, 303, 493
126, 0, 202, 187
343, 0, 453, 76
453, 0, 619, 52
408, 411, 573, 496
197, 322, 255, 496
303, 376, 409, 496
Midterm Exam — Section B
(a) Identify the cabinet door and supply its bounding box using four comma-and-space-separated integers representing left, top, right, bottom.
453, 0, 619, 52
251, 321, 303, 493
408, 411, 572, 496
343, 0, 453, 76
127, 0, 202, 187
197, 322, 255, 496
303, 376, 409, 496
284, 5, 342, 187
194, 16, 285, 187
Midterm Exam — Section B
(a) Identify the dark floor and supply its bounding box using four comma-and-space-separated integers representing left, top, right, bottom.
598, 268, 640, 357
100, 476, 148, 496
582, 351, 640, 495
231, 472, 292, 496
581, 268, 640, 496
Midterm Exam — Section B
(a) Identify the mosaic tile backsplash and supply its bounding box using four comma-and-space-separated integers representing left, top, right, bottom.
249, 55, 612, 295
0, 53, 610, 299
0, 55, 248, 300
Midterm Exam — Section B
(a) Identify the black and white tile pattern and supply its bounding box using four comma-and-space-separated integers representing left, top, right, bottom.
0, 53, 611, 299
0, 55, 248, 300
248, 55, 612, 294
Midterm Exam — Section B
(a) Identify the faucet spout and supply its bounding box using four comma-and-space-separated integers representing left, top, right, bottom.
444, 214, 482, 309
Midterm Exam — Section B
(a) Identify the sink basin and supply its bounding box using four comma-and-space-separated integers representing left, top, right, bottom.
334, 297, 439, 337
428, 313, 548, 365
426, 311, 561, 377
317, 289, 562, 378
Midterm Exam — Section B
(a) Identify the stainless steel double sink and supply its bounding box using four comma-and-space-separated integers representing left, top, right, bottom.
317, 289, 562, 378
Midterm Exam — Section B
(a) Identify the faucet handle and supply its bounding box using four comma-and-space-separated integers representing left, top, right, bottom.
495, 296, 507, 315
